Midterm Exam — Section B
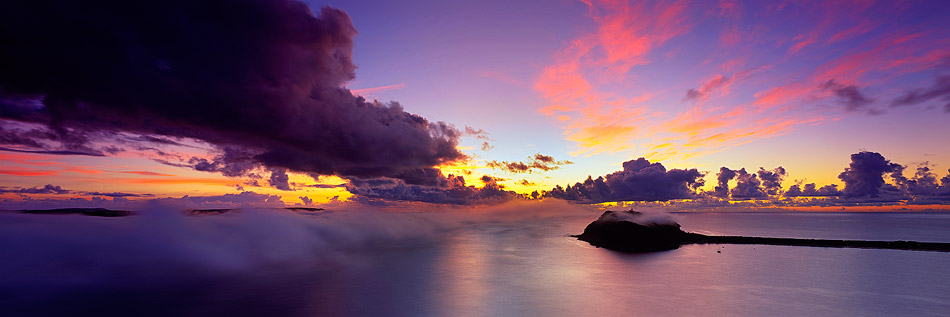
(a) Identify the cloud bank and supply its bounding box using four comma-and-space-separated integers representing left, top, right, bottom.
0, 0, 465, 186
485, 153, 573, 174
544, 158, 704, 203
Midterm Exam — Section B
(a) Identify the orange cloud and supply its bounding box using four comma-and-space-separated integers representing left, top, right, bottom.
116, 170, 176, 176
96, 177, 237, 186
0, 168, 57, 176
534, 0, 691, 157
0, 153, 64, 166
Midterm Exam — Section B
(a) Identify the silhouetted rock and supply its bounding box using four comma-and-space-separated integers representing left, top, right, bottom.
574, 210, 694, 252
575, 210, 950, 253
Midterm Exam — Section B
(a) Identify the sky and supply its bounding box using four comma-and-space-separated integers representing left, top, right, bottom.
1, 0, 949, 210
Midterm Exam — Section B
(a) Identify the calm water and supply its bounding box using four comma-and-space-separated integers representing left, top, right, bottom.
3, 210, 950, 316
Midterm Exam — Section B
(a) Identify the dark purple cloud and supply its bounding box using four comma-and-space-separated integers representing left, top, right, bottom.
713, 167, 737, 197
545, 158, 704, 202
891, 75, 950, 112
891, 162, 943, 196
0, 184, 70, 195
711, 166, 782, 198
0, 0, 465, 185
0, 184, 150, 198
486, 153, 573, 174
756, 166, 786, 195
821, 79, 874, 111
345, 173, 517, 205
838, 151, 902, 197
786, 183, 841, 197
730, 168, 765, 198
268, 168, 292, 191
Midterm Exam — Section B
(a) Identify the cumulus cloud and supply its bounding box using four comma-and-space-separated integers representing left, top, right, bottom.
268, 168, 292, 191
890, 75, 950, 112
713, 167, 737, 197
544, 158, 704, 203
756, 166, 786, 195
786, 183, 841, 197
711, 166, 783, 198
891, 162, 942, 196
730, 168, 765, 198
0, 0, 465, 184
838, 151, 902, 197
485, 153, 573, 174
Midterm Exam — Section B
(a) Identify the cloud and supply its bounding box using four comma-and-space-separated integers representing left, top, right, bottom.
268, 168, 292, 191
485, 153, 573, 174
0, 184, 70, 195
0, 125, 107, 156
890, 75, 950, 112
713, 167, 737, 197
786, 183, 841, 197
821, 79, 874, 111
756, 166, 786, 195
544, 158, 704, 203
711, 166, 783, 198
729, 168, 765, 198
83, 192, 152, 198
463, 127, 493, 141
480, 175, 505, 184
684, 74, 732, 101
838, 151, 902, 197
345, 174, 517, 205
0, 184, 154, 198
517, 179, 536, 186
535, 1, 949, 163
150, 192, 286, 209
0, 1, 465, 185
892, 162, 942, 196
350, 83, 406, 97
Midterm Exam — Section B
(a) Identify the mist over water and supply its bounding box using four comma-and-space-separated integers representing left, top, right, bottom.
2, 203, 949, 316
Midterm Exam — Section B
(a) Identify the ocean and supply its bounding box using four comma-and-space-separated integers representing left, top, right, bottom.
2, 205, 949, 316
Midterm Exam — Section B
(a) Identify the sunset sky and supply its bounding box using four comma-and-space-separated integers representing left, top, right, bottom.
1, 0, 949, 209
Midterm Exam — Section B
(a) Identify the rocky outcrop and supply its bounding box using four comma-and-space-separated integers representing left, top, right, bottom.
574, 210, 698, 252
575, 210, 950, 253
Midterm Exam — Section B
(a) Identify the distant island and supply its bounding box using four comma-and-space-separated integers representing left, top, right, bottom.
13, 207, 325, 217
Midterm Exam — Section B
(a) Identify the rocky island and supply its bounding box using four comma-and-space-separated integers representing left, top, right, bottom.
576, 210, 950, 253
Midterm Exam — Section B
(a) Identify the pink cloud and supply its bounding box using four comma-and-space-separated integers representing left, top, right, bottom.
350, 83, 407, 96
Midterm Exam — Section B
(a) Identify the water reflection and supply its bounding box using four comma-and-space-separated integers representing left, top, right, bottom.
5, 213, 950, 315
